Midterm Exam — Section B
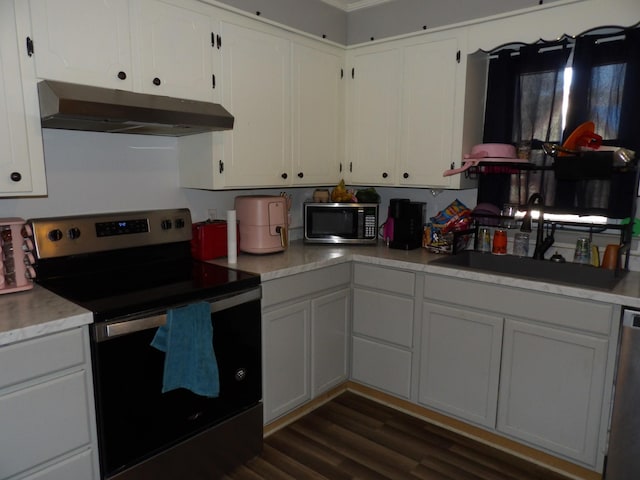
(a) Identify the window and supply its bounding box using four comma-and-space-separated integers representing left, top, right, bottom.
483, 27, 640, 154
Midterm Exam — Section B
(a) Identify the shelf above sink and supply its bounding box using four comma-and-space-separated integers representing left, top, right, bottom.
431, 250, 625, 290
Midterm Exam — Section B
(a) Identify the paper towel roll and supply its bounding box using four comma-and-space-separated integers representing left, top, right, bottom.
227, 210, 237, 264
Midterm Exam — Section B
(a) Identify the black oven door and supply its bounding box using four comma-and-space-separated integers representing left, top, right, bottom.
90, 288, 261, 478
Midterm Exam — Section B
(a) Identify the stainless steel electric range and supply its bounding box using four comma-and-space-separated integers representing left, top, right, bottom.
27, 208, 262, 480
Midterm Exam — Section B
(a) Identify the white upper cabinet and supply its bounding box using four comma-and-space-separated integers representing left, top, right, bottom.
27, 0, 134, 90
346, 46, 402, 186
26, 0, 218, 102
134, 0, 217, 101
346, 29, 484, 189
218, 19, 291, 188
399, 36, 458, 187
291, 41, 344, 186
0, 0, 46, 196
179, 17, 346, 190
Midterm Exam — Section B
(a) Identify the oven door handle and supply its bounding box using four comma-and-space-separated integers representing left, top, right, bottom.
95, 287, 261, 341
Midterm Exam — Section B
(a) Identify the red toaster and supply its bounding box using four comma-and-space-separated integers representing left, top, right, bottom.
191, 220, 239, 261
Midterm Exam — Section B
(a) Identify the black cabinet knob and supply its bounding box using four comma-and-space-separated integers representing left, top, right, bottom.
382, 172, 388, 179
10, 172, 21, 182
117, 71, 127, 80
281, 173, 288, 179
48, 229, 63, 242
68, 227, 81, 240
297, 172, 304, 178
152, 77, 161, 86
403, 172, 409, 179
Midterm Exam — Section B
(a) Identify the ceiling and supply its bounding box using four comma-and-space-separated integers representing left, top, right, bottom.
319, 0, 394, 12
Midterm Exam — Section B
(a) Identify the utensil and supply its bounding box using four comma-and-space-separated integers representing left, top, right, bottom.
602, 244, 620, 270
477, 227, 491, 253
443, 143, 527, 177
492, 229, 507, 255
613, 148, 636, 166
513, 233, 529, 257
573, 238, 591, 264
561, 121, 602, 155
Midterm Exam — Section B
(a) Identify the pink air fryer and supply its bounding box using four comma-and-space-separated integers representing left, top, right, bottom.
235, 195, 288, 254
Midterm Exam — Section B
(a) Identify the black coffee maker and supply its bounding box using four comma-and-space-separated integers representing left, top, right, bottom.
386, 198, 426, 250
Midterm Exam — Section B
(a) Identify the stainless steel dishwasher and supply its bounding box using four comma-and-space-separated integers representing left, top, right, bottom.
604, 308, 640, 479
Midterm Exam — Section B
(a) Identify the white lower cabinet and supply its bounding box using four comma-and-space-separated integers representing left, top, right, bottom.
262, 264, 350, 423
0, 327, 99, 480
419, 303, 502, 428
423, 273, 617, 471
263, 261, 617, 472
311, 290, 350, 396
497, 318, 608, 465
262, 300, 311, 421
351, 263, 416, 399
351, 336, 412, 399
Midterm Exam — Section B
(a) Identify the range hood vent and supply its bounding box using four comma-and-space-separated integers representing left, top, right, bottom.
37, 80, 234, 137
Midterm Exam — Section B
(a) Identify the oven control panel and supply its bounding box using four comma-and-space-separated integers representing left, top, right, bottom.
28, 209, 192, 259
96, 219, 149, 237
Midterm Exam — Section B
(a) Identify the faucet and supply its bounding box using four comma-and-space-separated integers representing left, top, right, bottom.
520, 193, 554, 260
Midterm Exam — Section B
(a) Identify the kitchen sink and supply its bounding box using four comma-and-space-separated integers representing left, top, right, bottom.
431, 250, 626, 290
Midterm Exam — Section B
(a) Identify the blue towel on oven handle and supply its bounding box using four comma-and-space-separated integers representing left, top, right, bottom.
151, 302, 220, 398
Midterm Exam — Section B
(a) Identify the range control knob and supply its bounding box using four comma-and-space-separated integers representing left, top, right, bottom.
68, 227, 81, 240
174, 218, 185, 229
48, 229, 63, 242
161, 219, 172, 230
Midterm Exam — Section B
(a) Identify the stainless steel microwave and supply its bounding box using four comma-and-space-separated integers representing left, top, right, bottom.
303, 202, 378, 244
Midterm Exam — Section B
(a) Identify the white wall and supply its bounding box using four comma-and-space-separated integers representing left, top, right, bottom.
0, 129, 472, 238
211, 0, 565, 45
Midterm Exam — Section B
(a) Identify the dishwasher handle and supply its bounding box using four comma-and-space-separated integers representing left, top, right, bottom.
622, 309, 640, 328
94, 287, 261, 342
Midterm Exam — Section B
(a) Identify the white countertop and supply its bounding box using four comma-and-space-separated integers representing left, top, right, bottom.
0, 285, 93, 347
210, 240, 640, 309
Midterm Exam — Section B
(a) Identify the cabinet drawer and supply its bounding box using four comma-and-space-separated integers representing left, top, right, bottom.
353, 288, 414, 347
0, 328, 86, 390
353, 263, 415, 296
262, 263, 351, 308
424, 274, 613, 335
352, 336, 412, 399
0, 370, 93, 479
22, 449, 96, 480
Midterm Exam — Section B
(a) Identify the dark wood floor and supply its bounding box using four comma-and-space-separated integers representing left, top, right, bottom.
223, 392, 573, 480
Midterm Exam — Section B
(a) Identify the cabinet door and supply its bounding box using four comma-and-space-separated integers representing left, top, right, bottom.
353, 288, 414, 348
135, 0, 216, 102
399, 36, 458, 187
347, 46, 401, 185
497, 319, 608, 466
0, 370, 93, 479
262, 301, 310, 423
311, 288, 350, 396
220, 20, 291, 188
0, 0, 46, 195
28, 0, 133, 90
419, 303, 502, 428
292, 42, 344, 186
352, 336, 412, 399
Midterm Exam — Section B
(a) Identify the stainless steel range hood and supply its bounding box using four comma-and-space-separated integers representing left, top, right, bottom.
37, 80, 234, 137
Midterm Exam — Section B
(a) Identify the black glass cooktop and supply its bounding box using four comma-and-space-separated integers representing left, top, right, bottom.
37, 250, 260, 322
